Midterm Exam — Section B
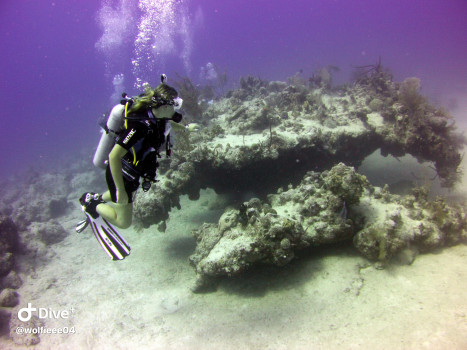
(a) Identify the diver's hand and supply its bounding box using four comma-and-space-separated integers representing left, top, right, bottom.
116, 189, 129, 204
186, 123, 200, 133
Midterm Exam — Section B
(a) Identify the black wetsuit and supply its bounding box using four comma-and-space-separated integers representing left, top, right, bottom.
105, 111, 169, 203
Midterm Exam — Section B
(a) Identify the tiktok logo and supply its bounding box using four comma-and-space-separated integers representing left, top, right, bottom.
17, 303, 73, 322
18, 303, 36, 322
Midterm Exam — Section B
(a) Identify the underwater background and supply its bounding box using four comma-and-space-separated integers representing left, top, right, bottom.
1, 1, 467, 349
0, 0, 466, 177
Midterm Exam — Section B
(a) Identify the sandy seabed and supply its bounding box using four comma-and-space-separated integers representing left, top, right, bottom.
1, 147, 467, 350
1, 184, 466, 350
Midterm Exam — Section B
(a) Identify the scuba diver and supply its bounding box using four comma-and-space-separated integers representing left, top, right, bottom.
76, 74, 199, 260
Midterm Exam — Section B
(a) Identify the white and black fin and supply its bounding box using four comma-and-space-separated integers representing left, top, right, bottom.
86, 214, 131, 260
75, 218, 90, 233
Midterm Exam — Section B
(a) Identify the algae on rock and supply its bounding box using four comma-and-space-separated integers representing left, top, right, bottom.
189, 163, 467, 291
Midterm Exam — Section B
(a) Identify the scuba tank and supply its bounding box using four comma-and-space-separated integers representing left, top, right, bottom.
93, 103, 126, 169
92, 74, 178, 170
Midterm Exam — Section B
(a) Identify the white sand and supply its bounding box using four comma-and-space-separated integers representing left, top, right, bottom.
1, 184, 466, 350
2, 140, 467, 349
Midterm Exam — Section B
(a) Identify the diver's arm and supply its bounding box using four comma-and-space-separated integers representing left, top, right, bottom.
108, 144, 129, 203
170, 120, 200, 132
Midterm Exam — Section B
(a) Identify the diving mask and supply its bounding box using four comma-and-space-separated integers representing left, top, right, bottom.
173, 97, 183, 111
150, 95, 183, 110
148, 104, 183, 123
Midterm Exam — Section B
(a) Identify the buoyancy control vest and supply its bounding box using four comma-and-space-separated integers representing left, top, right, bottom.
92, 97, 174, 191
118, 116, 171, 191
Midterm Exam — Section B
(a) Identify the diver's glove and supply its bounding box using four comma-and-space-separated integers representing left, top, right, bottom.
185, 123, 200, 133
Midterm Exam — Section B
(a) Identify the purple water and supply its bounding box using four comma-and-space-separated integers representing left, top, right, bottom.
1, 0, 466, 177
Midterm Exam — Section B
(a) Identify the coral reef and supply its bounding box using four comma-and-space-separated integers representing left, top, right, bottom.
0, 271, 22, 290
354, 71, 464, 187
309, 65, 340, 89
131, 70, 464, 228
189, 164, 365, 290
0, 69, 463, 302
0, 289, 19, 307
0, 157, 106, 345
0, 216, 19, 277
189, 164, 467, 291
0, 216, 21, 337
0, 308, 10, 336
199, 62, 229, 98
174, 75, 204, 118
0, 161, 102, 345
353, 184, 467, 262
28, 221, 68, 245
0, 171, 85, 231
133, 160, 199, 229
9, 315, 41, 346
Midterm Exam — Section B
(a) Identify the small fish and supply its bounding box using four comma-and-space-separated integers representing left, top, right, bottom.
339, 201, 348, 220
281, 114, 289, 120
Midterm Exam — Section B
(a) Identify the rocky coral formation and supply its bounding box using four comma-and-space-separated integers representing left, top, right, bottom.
0, 217, 19, 278
0, 289, 19, 307
0, 70, 462, 300
28, 221, 68, 245
354, 70, 464, 188
0, 171, 91, 231
189, 164, 466, 291
131, 70, 465, 228
353, 185, 467, 261
133, 159, 199, 228
0, 162, 99, 344
192, 70, 464, 186
8, 315, 41, 346
0, 271, 22, 290
0, 216, 22, 338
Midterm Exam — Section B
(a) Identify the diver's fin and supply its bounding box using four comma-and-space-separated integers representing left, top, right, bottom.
85, 213, 131, 260
78, 192, 131, 260
75, 218, 90, 233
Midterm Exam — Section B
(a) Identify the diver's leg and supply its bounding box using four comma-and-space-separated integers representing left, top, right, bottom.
102, 191, 112, 202
114, 203, 133, 228
98, 165, 135, 228
97, 202, 133, 229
